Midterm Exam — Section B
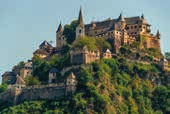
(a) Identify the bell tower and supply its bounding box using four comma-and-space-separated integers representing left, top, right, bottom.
76, 7, 85, 39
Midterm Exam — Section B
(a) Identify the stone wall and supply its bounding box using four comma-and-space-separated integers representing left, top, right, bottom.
0, 89, 14, 103
0, 84, 68, 104
16, 84, 65, 104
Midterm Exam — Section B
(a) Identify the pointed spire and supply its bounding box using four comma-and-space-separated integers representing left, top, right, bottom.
118, 12, 125, 21
156, 30, 160, 37
141, 13, 144, 19
56, 21, 63, 33
78, 6, 84, 27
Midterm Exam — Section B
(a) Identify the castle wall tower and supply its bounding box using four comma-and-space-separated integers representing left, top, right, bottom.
66, 72, 77, 95
76, 7, 85, 39
115, 13, 126, 31
56, 22, 66, 49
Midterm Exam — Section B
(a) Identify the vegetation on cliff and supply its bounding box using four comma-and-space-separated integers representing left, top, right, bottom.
1, 57, 169, 114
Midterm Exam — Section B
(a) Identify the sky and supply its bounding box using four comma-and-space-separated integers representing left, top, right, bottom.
0, 0, 170, 82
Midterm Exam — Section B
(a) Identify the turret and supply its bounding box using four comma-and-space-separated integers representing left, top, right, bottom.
56, 21, 66, 49
118, 13, 125, 22
76, 7, 85, 38
141, 13, 144, 19
56, 21, 63, 33
156, 30, 160, 39
116, 13, 126, 30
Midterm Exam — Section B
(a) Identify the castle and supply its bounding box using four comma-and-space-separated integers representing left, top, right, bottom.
0, 7, 165, 104
56, 8, 160, 53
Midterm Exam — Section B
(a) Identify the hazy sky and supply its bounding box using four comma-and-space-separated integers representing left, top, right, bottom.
0, 0, 170, 82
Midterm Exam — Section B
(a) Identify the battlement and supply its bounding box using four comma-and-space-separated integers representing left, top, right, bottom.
0, 83, 75, 104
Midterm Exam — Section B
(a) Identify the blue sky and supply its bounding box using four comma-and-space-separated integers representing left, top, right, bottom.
0, 0, 170, 82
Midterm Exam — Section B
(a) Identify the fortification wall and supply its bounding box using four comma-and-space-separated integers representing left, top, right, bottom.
0, 89, 14, 103
16, 84, 66, 104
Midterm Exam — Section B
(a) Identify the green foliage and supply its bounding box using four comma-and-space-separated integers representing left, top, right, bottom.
33, 53, 70, 83
72, 36, 96, 51
0, 83, 8, 93
25, 76, 40, 86
1, 54, 167, 113
63, 20, 78, 44
72, 37, 111, 53
152, 85, 168, 113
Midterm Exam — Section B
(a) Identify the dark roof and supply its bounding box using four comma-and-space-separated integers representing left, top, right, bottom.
85, 16, 147, 31
39, 40, 53, 47
33, 49, 49, 55
77, 7, 84, 27
49, 68, 58, 73
2, 71, 16, 77
15, 76, 25, 85
118, 13, 125, 22
56, 22, 63, 32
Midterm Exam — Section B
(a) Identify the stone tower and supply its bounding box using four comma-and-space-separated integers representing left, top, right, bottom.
48, 68, 58, 83
116, 13, 126, 30
66, 72, 77, 94
56, 22, 66, 49
76, 7, 85, 38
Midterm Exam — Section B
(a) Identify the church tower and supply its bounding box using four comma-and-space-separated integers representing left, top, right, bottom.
56, 22, 66, 49
76, 7, 85, 39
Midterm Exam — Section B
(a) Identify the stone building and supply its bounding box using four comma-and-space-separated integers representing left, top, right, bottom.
66, 72, 77, 94
56, 8, 161, 53
56, 22, 66, 49
33, 40, 54, 59
1, 71, 16, 84
70, 46, 100, 64
103, 49, 112, 59
48, 68, 58, 83
20, 62, 33, 79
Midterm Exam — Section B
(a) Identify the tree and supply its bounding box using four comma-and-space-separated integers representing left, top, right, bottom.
25, 76, 40, 86
152, 85, 168, 112
63, 20, 78, 44
12, 61, 25, 75
0, 83, 8, 93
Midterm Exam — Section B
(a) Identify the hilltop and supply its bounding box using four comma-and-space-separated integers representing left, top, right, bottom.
0, 8, 170, 114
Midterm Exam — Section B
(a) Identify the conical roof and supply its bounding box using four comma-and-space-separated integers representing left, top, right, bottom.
67, 72, 76, 79
118, 13, 125, 22
15, 76, 25, 85
141, 13, 144, 19
56, 22, 63, 32
78, 7, 84, 27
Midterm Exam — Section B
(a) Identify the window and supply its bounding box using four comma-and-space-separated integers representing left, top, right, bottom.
131, 26, 133, 29
95, 31, 97, 34
135, 26, 137, 28
135, 32, 137, 34
108, 32, 110, 36
126, 27, 129, 30
139, 25, 142, 28
79, 29, 82, 33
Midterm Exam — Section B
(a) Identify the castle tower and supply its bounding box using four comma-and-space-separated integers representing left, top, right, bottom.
56, 21, 66, 49
66, 72, 77, 95
48, 68, 58, 83
20, 62, 32, 80
76, 7, 85, 38
116, 13, 126, 30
